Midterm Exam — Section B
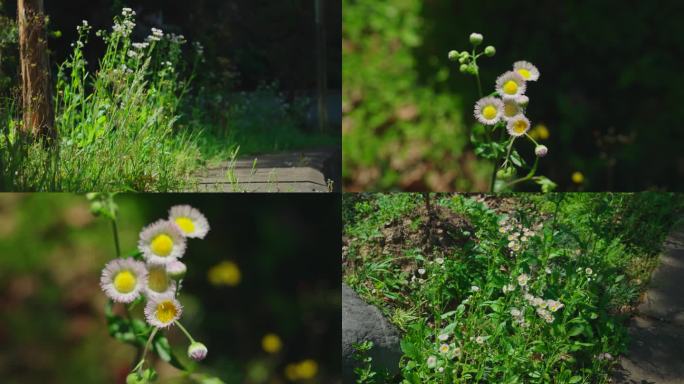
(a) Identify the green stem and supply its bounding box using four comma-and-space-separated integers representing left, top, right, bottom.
175, 320, 196, 343
503, 157, 539, 189
489, 125, 506, 193
134, 327, 159, 373
111, 219, 121, 258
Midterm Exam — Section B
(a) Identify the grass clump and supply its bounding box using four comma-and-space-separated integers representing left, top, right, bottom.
343, 193, 682, 383
2, 8, 202, 191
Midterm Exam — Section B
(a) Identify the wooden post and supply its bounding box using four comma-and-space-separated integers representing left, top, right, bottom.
17, 0, 54, 139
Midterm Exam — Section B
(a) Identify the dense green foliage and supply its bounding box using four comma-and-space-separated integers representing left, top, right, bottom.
343, 193, 682, 382
343, 0, 684, 191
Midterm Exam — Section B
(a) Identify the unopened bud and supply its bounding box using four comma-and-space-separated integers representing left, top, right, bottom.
448, 50, 459, 61
535, 145, 548, 157
469, 33, 483, 46
188, 342, 208, 361
484, 45, 496, 57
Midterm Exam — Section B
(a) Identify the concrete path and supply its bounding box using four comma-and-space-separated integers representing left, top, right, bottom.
614, 221, 684, 384
194, 148, 339, 193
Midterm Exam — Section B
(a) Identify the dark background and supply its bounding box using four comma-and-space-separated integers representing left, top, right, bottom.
5, 0, 341, 92
0, 193, 341, 383
342, 0, 684, 191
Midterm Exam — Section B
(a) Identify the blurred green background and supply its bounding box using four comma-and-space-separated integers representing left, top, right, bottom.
343, 0, 684, 192
0, 193, 341, 383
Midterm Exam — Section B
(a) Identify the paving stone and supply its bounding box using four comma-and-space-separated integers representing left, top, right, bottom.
342, 284, 401, 383
614, 222, 684, 384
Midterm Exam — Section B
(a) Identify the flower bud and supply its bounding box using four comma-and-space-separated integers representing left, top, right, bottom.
167, 260, 187, 280
469, 33, 483, 46
448, 50, 459, 61
459, 64, 468, 73
484, 45, 496, 57
535, 145, 548, 157
188, 342, 208, 361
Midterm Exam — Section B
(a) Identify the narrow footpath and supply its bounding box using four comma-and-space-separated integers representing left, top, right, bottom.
614, 220, 684, 384
194, 148, 340, 193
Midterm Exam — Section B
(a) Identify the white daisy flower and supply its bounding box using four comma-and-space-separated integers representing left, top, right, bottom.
471, 285, 480, 292
510, 308, 522, 317
473, 96, 504, 125
439, 344, 450, 353
495, 71, 526, 98
138, 220, 187, 265
502, 98, 522, 121
547, 299, 564, 312
426, 355, 437, 368
517, 273, 529, 287
145, 264, 177, 300
513, 61, 540, 81
169, 205, 210, 239
438, 333, 450, 341
585, 268, 593, 275
144, 294, 183, 328
100, 258, 147, 303
502, 284, 515, 294
506, 115, 531, 137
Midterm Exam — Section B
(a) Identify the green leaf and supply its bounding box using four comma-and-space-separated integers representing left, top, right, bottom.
567, 326, 584, 337
533, 176, 558, 192
569, 376, 582, 383
154, 333, 187, 371
400, 339, 420, 359
509, 150, 525, 167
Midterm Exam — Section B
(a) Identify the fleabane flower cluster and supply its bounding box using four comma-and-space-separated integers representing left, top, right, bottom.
100, 205, 210, 332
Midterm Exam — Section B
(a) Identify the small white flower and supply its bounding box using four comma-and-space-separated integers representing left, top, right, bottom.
439, 343, 450, 353
418, 268, 426, 275
438, 367, 444, 373
545, 267, 552, 274
517, 273, 529, 287
426, 355, 437, 368
145, 264, 177, 300
510, 308, 522, 317
475, 336, 485, 345
473, 96, 504, 125
438, 333, 449, 341
585, 268, 593, 276
138, 220, 187, 265
506, 115, 531, 137
513, 61, 540, 81
516, 95, 529, 106
169, 205, 210, 239
502, 98, 522, 121
132, 42, 149, 50
100, 258, 147, 303
471, 285, 480, 292
496, 71, 527, 98
502, 283, 515, 294
547, 299, 564, 312
435, 257, 444, 265
144, 294, 182, 328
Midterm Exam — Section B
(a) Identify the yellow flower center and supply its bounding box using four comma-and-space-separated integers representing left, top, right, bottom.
175, 217, 195, 234
148, 267, 169, 293
513, 120, 528, 134
482, 105, 498, 120
517, 68, 531, 79
504, 103, 518, 117
113, 270, 137, 293
503, 80, 518, 95
151, 234, 173, 256
155, 300, 178, 323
